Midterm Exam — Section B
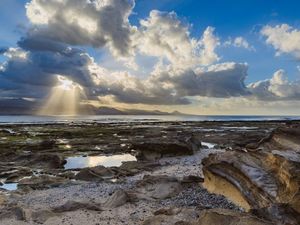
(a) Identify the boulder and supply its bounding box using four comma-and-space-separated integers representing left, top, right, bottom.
115, 161, 160, 176
103, 189, 129, 208
3, 168, 33, 183
26, 154, 66, 169
18, 175, 67, 190
52, 200, 102, 213
133, 142, 194, 161
75, 165, 114, 181
134, 175, 183, 200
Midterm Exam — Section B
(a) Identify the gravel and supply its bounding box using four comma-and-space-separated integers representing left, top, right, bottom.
160, 185, 242, 211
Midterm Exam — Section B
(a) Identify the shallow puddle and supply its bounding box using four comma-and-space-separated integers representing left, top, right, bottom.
64, 154, 137, 169
202, 142, 216, 149
1, 183, 18, 191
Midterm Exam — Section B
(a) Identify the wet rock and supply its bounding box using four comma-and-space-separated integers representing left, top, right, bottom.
133, 142, 194, 161
115, 161, 160, 176
18, 175, 68, 190
58, 171, 76, 179
3, 168, 32, 183
135, 175, 183, 200
26, 153, 66, 169
75, 165, 114, 181
186, 135, 202, 152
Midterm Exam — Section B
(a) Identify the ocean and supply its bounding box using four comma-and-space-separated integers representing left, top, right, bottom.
0, 115, 299, 124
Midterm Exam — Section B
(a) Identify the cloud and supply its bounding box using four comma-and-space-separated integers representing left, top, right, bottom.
2, 47, 28, 59
135, 10, 220, 68
0, 39, 96, 97
0, 98, 39, 115
224, 36, 255, 51
25, 0, 135, 58
261, 24, 300, 59
150, 62, 249, 98
2, 0, 300, 112
248, 69, 300, 100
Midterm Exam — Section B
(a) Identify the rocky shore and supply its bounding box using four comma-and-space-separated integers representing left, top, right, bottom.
0, 120, 299, 224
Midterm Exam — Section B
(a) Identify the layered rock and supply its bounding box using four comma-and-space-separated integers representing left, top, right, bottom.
259, 125, 300, 151
202, 125, 300, 224
133, 141, 194, 161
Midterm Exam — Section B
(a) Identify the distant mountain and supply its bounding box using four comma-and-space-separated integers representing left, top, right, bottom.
0, 98, 38, 115
93, 106, 188, 116
0, 99, 190, 116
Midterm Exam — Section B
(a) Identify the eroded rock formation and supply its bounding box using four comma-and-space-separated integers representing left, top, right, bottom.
202, 125, 300, 224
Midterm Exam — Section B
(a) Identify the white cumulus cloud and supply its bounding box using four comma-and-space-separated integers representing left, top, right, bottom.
135, 10, 220, 68
248, 69, 300, 100
261, 24, 300, 59
224, 36, 255, 51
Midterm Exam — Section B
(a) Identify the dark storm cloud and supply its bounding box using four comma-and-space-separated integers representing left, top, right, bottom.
152, 63, 250, 98
1, 37, 95, 92
26, 0, 135, 57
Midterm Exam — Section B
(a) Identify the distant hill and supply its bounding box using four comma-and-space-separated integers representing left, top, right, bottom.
0, 98, 38, 115
93, 106, 187, 116
0, 99, 190, 116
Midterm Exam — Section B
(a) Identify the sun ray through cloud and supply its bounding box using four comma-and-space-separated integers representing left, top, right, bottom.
38, 75, 86, 116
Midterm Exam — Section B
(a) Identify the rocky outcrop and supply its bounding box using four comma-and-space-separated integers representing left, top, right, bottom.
0, 167, 32, 183
203, 151, 300, 207
194, 208, 273, 225
134, 175, 183, 200
103, 189, 130, 208
133, 142, 194, 161
142, 208, 272, 225
259, 125, 300, 151
18, 175, 68, 190
202, 128, 300, 224
52, 200, 102, 213
74, 165, 114, 181
26, 153, 66, 169
117, 161, 160, 176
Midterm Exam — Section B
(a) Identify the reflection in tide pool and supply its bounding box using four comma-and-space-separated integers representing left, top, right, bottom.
65, 154, 137, 169
1, 183, 18, 191
202, 142, 217, 149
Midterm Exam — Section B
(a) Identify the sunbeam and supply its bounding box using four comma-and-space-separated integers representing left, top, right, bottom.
38, 75, 85, 116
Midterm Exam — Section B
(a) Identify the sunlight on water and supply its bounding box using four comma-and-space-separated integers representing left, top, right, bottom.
64, 154, 137, 169
38, 75, 86, 116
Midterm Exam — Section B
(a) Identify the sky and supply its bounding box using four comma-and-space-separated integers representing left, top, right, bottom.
0, 0, 300, 115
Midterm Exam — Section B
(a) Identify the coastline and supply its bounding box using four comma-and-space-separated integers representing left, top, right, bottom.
0, 119, 299, 224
